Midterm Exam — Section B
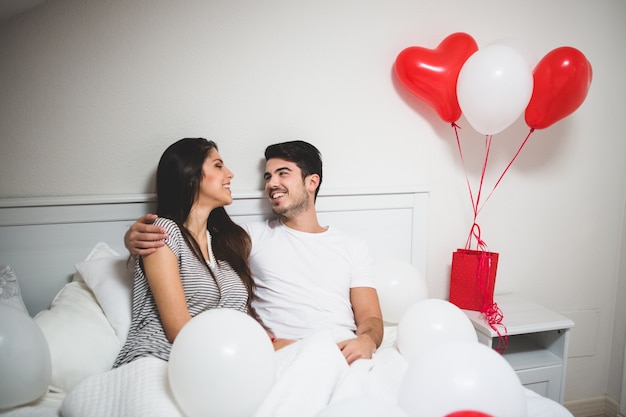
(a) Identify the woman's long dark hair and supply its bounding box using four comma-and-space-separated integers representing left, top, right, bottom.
155, 138, 254, 309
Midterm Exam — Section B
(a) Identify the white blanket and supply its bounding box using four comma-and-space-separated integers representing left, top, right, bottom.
60, 357, 181, 417
61, 329, 348, 417
60, 329, 574, 417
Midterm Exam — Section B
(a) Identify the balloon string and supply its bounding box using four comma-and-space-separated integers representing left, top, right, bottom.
452, 125, 494, 249
452, 122, 477, 214
477, 250, 489, 310
473, 135, 493, 221
452, 122, 493, 236
465, 223, 486, 251
476, 128, 535, 215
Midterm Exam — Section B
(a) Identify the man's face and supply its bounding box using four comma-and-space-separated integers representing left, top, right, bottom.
263, 157, 310, 218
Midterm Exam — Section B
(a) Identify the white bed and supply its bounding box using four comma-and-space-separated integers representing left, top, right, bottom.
0, 188, 572, 417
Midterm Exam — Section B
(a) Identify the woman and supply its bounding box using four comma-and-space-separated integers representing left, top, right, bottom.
113, 138, 254, 367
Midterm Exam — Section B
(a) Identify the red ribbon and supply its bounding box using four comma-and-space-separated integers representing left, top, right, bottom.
476, 244, 508, 353
458, 223, 508, 353
475, 237, 508, 353
485, 302, 508, 354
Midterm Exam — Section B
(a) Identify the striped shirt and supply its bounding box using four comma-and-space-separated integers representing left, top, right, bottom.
113, 217, 248, 367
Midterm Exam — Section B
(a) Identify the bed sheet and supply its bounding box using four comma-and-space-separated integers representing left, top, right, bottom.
0, 392, 63, 417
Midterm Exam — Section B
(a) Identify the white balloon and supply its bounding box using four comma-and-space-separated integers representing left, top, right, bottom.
373, 259, 429, 324
0, 304, 52, 409
168, 309, 275, 417
316, 396, 409, 417
457, 44, 533, 135
489, 37, 538, 71
397, 299, 477, 363
398, 341, 527, 417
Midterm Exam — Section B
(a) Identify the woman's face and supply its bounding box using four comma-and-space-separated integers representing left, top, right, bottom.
198, 148, 234, 208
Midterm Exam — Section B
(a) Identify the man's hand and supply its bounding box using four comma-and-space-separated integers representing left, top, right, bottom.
337, 333, 377, 364
340, 287, 383, 364
124, 214, 168, 256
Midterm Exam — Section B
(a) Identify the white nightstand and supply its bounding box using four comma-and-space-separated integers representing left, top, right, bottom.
462, 295, 575, 403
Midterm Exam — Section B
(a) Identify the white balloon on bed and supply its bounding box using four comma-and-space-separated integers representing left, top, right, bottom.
316, 396, 409, 417
398, 341, 527, 417
168, 309, 275, 417
396, 299, 477, 363
373, 259, 429, 324
0, 304, 52, 409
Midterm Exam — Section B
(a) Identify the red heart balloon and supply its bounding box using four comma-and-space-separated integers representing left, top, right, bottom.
525, 46, 592, 130
395, 32, 478, 123
446, 411, 493, 417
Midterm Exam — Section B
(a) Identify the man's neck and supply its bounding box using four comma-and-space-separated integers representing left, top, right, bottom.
281, 208, 326, 233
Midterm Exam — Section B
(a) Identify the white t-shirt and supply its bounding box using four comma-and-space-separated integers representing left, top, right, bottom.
243, 219, 375, 340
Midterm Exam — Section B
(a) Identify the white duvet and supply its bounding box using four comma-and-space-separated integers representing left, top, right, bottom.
59, 328, 573, 417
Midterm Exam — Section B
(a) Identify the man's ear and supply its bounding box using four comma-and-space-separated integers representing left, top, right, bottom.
306, 174, 320, 194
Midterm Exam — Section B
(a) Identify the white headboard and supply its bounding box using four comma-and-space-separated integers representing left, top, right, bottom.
0, 188, 429, 316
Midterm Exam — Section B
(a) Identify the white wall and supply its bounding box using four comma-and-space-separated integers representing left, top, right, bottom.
1, 0, 625, 404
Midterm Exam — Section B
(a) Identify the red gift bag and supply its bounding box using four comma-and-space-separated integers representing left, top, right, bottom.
449, 247, 508, 353
449, 249, 499, 312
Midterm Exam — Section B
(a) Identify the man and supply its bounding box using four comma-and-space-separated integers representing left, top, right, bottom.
125, 140, 383, 364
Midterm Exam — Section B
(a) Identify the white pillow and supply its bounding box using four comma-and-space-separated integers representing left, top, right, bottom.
72, 242, 121, 283
33, 242, 127, 393
75, 255, 134, 344
34, 281, 120, 393
0, 265, 28, 314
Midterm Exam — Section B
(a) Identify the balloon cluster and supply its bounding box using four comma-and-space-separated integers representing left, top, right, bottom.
394, 298, 525, 416
312, 293, 526, 417
396, 33, 592, 247
395, 32, 592, 134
